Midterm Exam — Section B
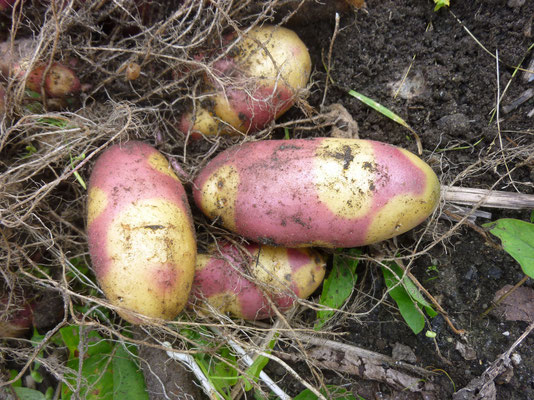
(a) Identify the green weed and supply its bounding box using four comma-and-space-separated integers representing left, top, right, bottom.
484, 218, 534, 278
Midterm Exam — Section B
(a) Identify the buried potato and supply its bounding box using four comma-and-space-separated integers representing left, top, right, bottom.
87, 141, 196, 323
193, 138, 440, 248
179, 25, 311, 138
190, 242, 326, 320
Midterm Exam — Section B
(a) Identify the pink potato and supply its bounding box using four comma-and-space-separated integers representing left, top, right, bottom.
193, 138, 441, 248
190, 242, 326, 320
179, 25, 312, 138
0, 39, 81, 98
87, 141, 196, 323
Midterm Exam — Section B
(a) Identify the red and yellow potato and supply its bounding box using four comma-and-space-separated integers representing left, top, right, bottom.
87, 141, 196, 323
0, 39, 81, 99
190, 242, 326, 320
179, 25, 312, 138
193, 138, 440, 248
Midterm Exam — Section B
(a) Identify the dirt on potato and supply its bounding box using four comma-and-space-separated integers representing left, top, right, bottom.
1, 1, 534, 400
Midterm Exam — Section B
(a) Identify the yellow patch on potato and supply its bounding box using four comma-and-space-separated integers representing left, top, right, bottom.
104, 198, 196, 320
252, 247, 293, 290
291, 257, 326, 298
201, 292, 240, 316
190, 107, 223, 136
238, 26, 312, 90
147, 153, 181, 182
87, 187, 108, 226
198, 164, 239, 231
313, 140, 376, 219
365, 149, 440, 244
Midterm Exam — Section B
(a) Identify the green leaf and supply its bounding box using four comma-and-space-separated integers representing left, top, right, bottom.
243, 334, 278, 391
484, 218, 534, 278
112, 344, 149, 400
59, 325, 81, 357
13, 387, 47, 400
9, 369, 22, 387
211, 346, 238, 394
382, 262, 436, 334
434, 0, 450, 11
315, 249, 360, 330
30, 368, 44, 383
61, 327, 114, 400
284, 127, 290, 140
294, 385, 359, 400
45, 387, 54, 400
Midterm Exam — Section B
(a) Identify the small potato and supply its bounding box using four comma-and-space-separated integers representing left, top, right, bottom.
87, 141, 196, 323
193, 138, 440, 248
25, 62, 81, 98
179, 25, 311, 138
0, 39, 81, 98
190, 242, 326, 320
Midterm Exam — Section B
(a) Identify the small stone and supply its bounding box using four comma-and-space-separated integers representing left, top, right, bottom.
392, 342, 417, 363
511, 353, 522, 366
503, 331, 510, 336
455, 341, 477, 360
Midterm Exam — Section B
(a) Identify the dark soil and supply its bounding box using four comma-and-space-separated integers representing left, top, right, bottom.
277, 0, 534, 399
2, 1, 534, 400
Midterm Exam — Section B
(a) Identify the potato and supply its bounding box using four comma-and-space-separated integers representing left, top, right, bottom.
190, 242, 326, 320
179, 25, 311, 138
0, 39, 81, 98
87, 141, 196, 323
193, 138, 440, 248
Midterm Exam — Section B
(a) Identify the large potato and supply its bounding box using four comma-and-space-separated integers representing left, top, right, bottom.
193, 138, 440, 248
87, 141, 196, 323
190, 242, 326, 320
179, 25, 311, 138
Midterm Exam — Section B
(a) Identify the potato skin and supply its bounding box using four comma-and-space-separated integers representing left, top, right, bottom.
179, 25, 311, 138
190, 242, 326, 320
193, 138, 440, 248
87, 141, 196, 323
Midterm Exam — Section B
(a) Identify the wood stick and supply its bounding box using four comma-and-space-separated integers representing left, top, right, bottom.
442, 185, 534, 210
